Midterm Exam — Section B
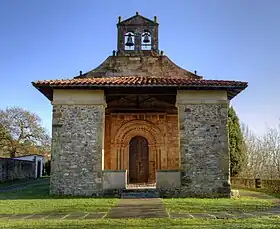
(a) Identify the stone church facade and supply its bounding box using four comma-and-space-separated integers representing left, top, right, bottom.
33, 13, 247, 197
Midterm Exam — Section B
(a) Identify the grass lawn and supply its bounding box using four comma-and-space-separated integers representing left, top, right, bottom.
1, 180, 280, 228
162, 190, 276, 213
1, 217, 280, 229
0, 180, 118, 215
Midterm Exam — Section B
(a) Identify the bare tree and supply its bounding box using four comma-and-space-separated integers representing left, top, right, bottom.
241, 120, 280, 179
0, 123, 8, 143
0, 107, 50, 158
264, 123, 280, 178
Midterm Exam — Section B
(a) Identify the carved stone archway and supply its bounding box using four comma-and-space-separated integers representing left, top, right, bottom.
112, 120, 165, 182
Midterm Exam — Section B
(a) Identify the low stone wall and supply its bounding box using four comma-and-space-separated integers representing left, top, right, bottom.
0, 158, 36, 182
156, 170, 181, 198
230, 178, 256, 189
156, 170, 181, 189
103, 170, 127, 190
261, 180, 280, 192
231, 177, 280, 193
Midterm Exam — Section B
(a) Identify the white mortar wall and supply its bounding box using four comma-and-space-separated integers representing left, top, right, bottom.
176, 90, 228, 104
52, 89, 106, 105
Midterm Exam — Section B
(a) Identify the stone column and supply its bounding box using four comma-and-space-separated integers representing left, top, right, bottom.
176, 90, 230, 197
50, 89, 106, 196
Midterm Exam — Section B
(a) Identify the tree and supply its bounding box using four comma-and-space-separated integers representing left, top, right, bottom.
228, 106, 247, 177
0, 107, 51, 158
0, 123, 12, 156
0, 123, 8, 144
240, 120, 280, 179
264, 124, 280, 178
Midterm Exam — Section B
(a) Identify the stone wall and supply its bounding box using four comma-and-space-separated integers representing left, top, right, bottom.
50, 89, 106, 196
231, 178, 280, 192
177, 90, 230, 197
0, 158, 35, 182
51, 104, 105, 196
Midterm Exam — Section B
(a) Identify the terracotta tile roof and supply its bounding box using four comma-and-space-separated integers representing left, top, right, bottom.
33, 76, 247, 88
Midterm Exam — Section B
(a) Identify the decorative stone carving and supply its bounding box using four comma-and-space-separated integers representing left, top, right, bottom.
104, 114, 180, 182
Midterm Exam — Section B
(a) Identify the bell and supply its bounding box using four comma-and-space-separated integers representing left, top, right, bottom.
125, 33, 134, 46
143, 33, 150, 43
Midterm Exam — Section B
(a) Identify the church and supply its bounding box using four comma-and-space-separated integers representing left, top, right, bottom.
32, 13, 247, 197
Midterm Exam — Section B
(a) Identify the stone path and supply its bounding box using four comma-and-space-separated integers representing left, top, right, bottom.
1, 198, 280, 220
169, 206, 280, 219
0, 212, 108, 220
1, 209, 280, 220
106, 198, 168, 218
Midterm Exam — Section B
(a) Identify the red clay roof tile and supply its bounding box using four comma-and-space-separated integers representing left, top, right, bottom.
33, 76, 247, 88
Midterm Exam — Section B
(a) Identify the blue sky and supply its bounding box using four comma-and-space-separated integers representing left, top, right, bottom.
1, 0, 279, 136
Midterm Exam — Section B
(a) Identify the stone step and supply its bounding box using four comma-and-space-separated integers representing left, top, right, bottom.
121, 189, 159, 199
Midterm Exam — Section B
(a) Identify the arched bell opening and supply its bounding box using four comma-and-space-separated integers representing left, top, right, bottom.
141, 31, 152, 50
125, 32, 135, 50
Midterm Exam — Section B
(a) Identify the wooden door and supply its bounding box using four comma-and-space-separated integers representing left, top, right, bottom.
129, 136, 149, 183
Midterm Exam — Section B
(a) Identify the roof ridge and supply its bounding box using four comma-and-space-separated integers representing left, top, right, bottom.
32, 76, 248, 86
117, 13, 157, 25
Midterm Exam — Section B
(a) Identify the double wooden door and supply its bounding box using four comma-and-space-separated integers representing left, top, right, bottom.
129, 136, 149, 183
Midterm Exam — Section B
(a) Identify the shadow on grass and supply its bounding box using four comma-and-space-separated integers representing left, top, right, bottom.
0, 179, 115, 200
0, 177, 50, 190
0, 179, 118, 215
234, 187, 280, 204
